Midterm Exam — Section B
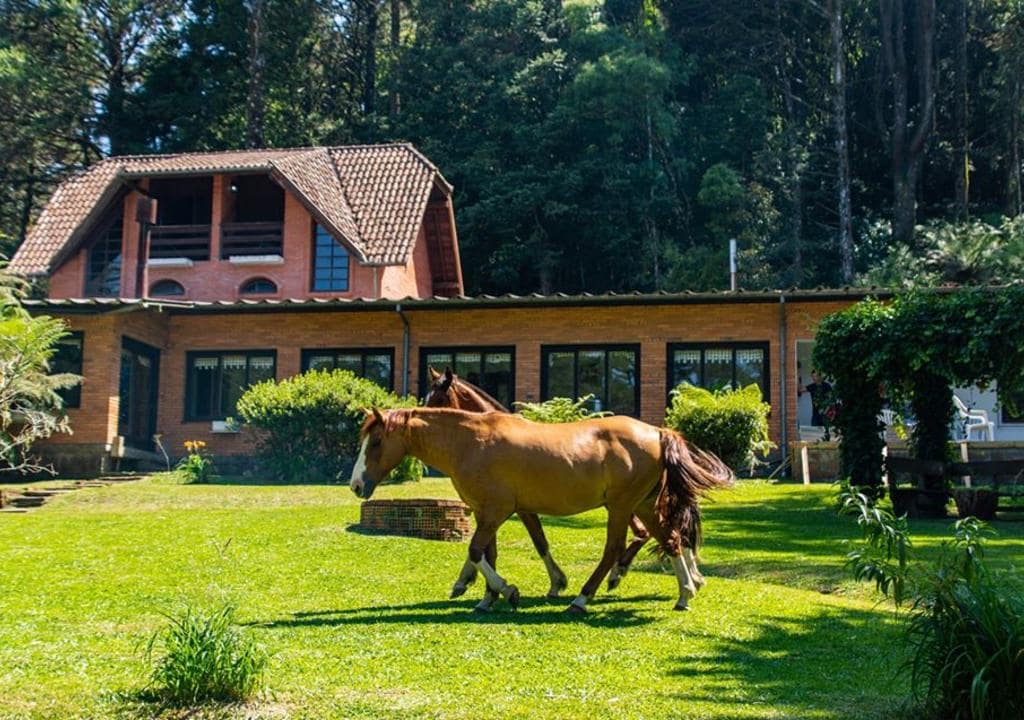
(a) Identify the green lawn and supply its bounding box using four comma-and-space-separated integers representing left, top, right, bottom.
1, 476, 1021, 720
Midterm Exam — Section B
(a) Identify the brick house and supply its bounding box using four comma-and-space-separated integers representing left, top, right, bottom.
11, 144, 1022, 476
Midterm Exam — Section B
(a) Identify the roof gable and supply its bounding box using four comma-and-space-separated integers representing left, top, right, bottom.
8, 144, 450, 275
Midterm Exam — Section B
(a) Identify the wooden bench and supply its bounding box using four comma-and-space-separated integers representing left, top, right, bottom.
886, 455, 1024, 517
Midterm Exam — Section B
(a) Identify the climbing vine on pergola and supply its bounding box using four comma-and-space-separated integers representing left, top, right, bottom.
812, 286, 1024, 495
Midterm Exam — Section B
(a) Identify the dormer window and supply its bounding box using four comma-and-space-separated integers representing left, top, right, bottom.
239, 277, 277, 295
312, 225, 349, 292
149, 279, 185, 297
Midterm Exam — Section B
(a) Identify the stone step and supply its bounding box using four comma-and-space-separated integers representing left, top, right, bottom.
9, 497, 45, 508
0, 507, 28, 514
22, 490, 59, 498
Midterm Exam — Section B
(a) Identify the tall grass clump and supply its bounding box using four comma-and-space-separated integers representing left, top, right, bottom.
146, 603, 267, 706
664, 383, 773, 470
840, 492, 1023, 719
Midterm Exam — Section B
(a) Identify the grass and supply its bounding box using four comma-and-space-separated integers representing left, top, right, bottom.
0, 475, 1021, 720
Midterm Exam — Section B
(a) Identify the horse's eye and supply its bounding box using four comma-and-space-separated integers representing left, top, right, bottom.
369, 437, 382, 449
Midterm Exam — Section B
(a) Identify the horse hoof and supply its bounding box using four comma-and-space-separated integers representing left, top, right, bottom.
450, 584, 467, 599
502, 585, 520, 609
473, 604, 492, 614
566, 604, 587, 615
607, 575, 620, 592
674, 602, 691, 612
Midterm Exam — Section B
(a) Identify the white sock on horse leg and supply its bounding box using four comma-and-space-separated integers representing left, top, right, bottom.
684, 548, 705, 588
570, 594, 588, 611
671, 554, 697, 605
473, 557, 508, 594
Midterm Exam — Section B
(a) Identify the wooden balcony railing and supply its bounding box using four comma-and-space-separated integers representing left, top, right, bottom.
221, 221, 283, 258
148, 224, 211, 261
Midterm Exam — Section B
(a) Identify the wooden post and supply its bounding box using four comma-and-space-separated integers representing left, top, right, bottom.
801, 443, 811, 485
959, 440, 971, 488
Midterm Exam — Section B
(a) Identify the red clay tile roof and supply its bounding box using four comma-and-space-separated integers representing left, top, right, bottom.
9, 144, 451, 275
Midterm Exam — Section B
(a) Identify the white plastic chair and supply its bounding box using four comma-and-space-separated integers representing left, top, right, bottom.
953, 395, 995, 441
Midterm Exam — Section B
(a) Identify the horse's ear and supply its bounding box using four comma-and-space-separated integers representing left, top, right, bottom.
428, 366, 441, 381
371, 407, 385, 424
444, 366, 454, 382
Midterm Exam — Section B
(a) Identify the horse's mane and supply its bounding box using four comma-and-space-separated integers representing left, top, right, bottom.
450, 377, 509, 413
359, 408, 415, 439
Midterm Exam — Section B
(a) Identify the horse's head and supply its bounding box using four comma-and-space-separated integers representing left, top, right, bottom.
349, 408, 412, 499
424, 366, 458, 408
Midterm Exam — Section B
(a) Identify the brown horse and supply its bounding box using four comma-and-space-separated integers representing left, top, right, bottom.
423, 366, 683, 596
349, 407, 733, 613
423, 367, 568, 601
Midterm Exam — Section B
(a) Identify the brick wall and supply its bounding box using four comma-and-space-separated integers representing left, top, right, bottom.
39, 298, 846, 468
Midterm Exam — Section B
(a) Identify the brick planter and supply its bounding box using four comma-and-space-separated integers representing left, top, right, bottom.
359, 498, 472, 541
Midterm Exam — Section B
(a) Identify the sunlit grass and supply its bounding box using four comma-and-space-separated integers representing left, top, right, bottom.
0, 476, 1020, 719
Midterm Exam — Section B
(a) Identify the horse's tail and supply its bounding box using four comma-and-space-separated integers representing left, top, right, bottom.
656, 429, 735, 554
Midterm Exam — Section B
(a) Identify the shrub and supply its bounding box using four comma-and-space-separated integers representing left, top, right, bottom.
663, 383, 773, 471
514, 394, 610, 423
235, 369, 421, 483
839, 493, 1024, 719
176, 440, 215, 483
146, 603, 267, 706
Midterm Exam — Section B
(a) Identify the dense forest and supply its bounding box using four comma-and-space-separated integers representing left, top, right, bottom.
2, 0, 1024, 294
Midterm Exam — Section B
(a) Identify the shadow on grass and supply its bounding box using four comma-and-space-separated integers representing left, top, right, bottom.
667, 605, 909, 719
105, 689, 280, 720
250, 593, 665, 629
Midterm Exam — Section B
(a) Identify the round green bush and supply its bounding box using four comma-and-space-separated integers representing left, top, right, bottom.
664, 383, 773, 471
235, 369, 422, 483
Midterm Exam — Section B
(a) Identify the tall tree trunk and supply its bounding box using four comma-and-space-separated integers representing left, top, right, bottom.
17, 161, 36, 247
1009, 76, 1022, 216
388, 0, 400, 120
878, 0, 935, 247
363, 0, 378, 120
954, 0, 969, 219
246, 0, 266, 149
777, 0, 804, 285
830, 0, 854, 282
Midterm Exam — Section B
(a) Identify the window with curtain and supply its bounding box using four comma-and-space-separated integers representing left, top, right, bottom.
420, 347, 515, 409
185, 351, 276, 420
667, 343, 769, 400
301, 348, 394, 390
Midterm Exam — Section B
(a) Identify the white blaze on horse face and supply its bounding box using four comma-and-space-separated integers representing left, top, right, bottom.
349, 436, 370, 496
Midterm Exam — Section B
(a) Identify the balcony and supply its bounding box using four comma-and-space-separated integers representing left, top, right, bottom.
221, 221, 284, 262
148, 224, 211, 262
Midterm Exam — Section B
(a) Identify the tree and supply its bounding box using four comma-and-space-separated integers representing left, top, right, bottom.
0, 268, 79, 475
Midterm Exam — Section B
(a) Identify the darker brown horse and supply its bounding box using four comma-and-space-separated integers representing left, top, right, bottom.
424, 367, 568, 600
423, 367, 673, 595
349, 406, 733, 613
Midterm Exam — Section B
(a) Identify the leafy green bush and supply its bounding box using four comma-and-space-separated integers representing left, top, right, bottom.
839, 493, 1024, 719
236, 369, 421, 483
146, 603, 267, 705
175, 440, 215, 483
663, 383, 772, 470
514, 394, 610, 423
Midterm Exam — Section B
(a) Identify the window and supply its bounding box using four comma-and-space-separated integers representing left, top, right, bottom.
239, 277, 277, 295
667, 343, 770, 401
301, 348, 394, 390
149, 279, 185, 297
541, 345, 639, 416
185, 351, 276, 421
86, 217, 123, 296
150, 177, 213, 226
51, 332, 84, 408
420, 347, 515, 409
312, 225, 349, 292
